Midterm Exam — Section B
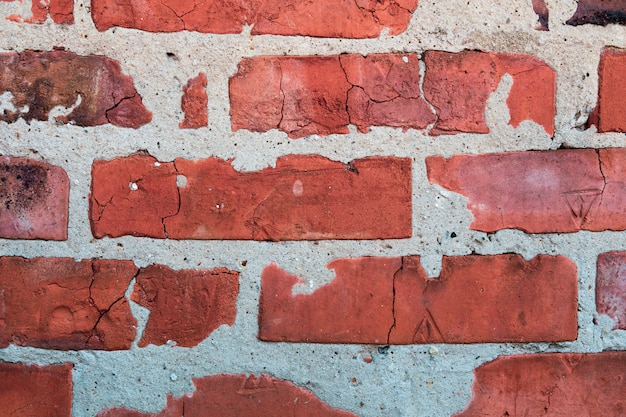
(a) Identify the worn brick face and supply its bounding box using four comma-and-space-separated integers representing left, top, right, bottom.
455, 352, 626, 416
90, 0, 418, 38
567, 0, 626, 26
6, 0, 73, 24
597, 251, 626, 330
230, 52, 555, 138
0, 156, 69, 240
98, 373, 357, 416
258, 254, 577, 344
0, 362, 73, 417
0, 49, 151, 128
426, 148, 626, 233
0, 257, 137, 350
90, 154, 412, 240
131, 265, 239, 347
590, 48, 626, 132
180, 72, 208, 129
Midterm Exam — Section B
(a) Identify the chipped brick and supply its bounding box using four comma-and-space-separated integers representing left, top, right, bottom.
90, 0, 418, 38
597, 251, 626, 330
258, 254, 577, 344
455, 352, 626, 416
427, 148, 626, 233
180, 72, 208, 129
0, 257, 137, 350
97, 373, 357, 417
0, 49, 151, 128
90, 154, 412, 241
0, 362, 73, 417
131, 265, 239, 347
567, 0, 626, 26
590, 48, 626, 132
6, 0, 73, 24
423, 50, 555, 136
230, 52, 555, 139
0, 156, 69, 240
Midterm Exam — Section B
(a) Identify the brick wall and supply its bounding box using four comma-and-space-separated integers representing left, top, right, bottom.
1, 0, 626, 416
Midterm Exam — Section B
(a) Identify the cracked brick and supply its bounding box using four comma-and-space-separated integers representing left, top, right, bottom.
0, 49, 151, 128
258, 254, 577, 344
0, 362, 72, 417
426, 148, 626, 233
90, 0, 418, 38
567, 0, 626, 26
454, 352, 626, 416
180, 72, 208, 129
97, 373, 357, 417
131, 265, 239, 347
588, 48, 626, 132
230, 52, 555, 139
90, 154, 412, 240
0, 257, 137, 350
0, 156, 69, 240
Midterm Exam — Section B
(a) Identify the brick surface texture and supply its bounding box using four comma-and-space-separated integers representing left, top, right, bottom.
1, 0, 626, 415
90, 154, 412, 240
230, 52, 555, 138
0, 362, 73, 417
0, 156, 69, 240
259, 254, 578, 344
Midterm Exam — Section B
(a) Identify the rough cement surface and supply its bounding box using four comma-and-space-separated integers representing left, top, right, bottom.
0, 0, 625, 416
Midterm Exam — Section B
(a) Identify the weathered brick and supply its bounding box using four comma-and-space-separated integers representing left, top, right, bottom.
6, 0, 73, 24
258, 254, 577, 344
423, 51, 555, 136
179, 72, 208, 129
131, 265, 239, 347
567, 0, 626, 26
532, 0, 549, 30
0, 49, 151, 128
427, 148, 626, 233
455, 352, 626, 416
597, 251, 626, 330
0, 257, 137, 350
589, 48, 626, 132
90, 0, 418, 38
90, 154, 412, 240
0, 156, 69, 240
230, 52, 555, 139
0, 362, 73, 417
97, 373, 357, 417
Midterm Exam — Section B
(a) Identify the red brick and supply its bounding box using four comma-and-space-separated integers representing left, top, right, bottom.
0, 257, 137, 350
97, 373, 357, 417
0, 49, 151, 128
0, 362, 73, 417
0, 156, 69, 240
532, 0, 549, 30
90, 0, 418, 38
590, 48, 626, 132
427, 148, 626, 233
258, 254, 577, 344
454, 352, 626, 416
6, 0, 73, 24
131, 265, 239, 347
179, 72, 208, 129
597, 251, 626, 330
423, 50, 555, 136
567, 0, 626, 25
90, 154, 412, 240
230, 52, 555, 139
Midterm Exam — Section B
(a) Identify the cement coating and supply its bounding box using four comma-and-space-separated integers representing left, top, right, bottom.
0, 0, 625, 416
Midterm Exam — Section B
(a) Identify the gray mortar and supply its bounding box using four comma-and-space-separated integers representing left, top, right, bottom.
0, 0, 626, 416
